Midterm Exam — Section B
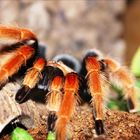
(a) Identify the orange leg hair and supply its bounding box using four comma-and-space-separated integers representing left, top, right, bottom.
0, 26, 37, 43
85, 56, 104, 135
15, 57, 45, 103
0, 45, 35, 86
55, 72, 79, 140
47, 76, 64, 132
47, 76, 64, 112
104, 58, 138, 112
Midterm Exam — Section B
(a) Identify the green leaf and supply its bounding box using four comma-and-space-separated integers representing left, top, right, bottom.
131, 47, 140, 76
108, 100, 119, 110
111, 84, 123, 97
46, 131, 56, 140
11, 127, 34, 140
136, 79, 140, 88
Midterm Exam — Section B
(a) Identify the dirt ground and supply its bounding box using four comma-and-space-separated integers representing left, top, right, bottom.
1, 104, 140, 140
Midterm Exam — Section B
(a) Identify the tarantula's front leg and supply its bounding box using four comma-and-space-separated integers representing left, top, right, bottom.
47, 74, 64, 136
0, 26, 37, 46
56, 72, 79, 140
0, 45, 35, 87
104, 58, 138, 113
15, 58, 46, 103
85, 56, 104, 135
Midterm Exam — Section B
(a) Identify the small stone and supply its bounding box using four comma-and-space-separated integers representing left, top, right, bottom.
129, 123, 135, 127
119, 129, 122, 132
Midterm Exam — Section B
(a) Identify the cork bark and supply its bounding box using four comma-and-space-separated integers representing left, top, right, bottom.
0, 82, 48, 133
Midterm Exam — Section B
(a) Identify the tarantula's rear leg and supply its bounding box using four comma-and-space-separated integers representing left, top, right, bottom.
0, 45, 35, 88
85, 56, 104, 135
104, 58, 138, 113
15, 58, 46, 103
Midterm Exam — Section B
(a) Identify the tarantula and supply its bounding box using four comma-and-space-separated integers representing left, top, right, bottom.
0, 26, 138, 140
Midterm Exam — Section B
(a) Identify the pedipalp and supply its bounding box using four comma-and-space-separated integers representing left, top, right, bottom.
47, 74, 64, 133
15, 58, 46, 103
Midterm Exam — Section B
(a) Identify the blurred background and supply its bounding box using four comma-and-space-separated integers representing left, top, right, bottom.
0, 0, 140, 110
0, 0, 131, 62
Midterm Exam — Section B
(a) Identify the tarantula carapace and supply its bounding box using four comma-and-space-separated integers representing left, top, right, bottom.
0, 26, 138, 139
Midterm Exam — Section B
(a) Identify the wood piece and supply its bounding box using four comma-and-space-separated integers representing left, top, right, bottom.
0, 82, 47, 133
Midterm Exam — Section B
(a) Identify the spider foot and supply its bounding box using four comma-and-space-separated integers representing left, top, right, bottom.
47, 112, 57, 132
15, 85, 31, 103
95, 119, 105, 135
127, 97, 136, 113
